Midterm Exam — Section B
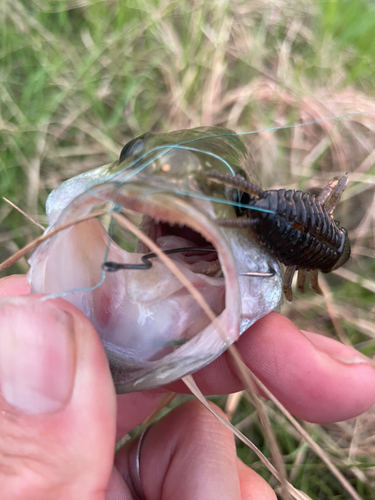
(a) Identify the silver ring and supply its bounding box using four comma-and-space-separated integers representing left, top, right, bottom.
133, 424, 153, 500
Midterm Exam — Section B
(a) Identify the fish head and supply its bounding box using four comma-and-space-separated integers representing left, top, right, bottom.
28, 127, 283, 392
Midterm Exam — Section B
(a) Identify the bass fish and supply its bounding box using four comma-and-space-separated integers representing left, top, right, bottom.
28, 127, 283, 393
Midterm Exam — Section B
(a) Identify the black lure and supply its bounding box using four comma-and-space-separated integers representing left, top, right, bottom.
207, 171, 351, 301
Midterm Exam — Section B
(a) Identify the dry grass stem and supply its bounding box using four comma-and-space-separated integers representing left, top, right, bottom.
112, 211, 290, 495
0, 210, 107, 272
244, 369, 365, 500
225, 391, 244, 420
2, 197, 45, 231
183, 375, 311, 500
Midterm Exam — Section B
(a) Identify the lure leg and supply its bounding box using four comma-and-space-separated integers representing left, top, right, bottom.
317, 174, 348, 215
206, 171, 264, 198
283, 265, 296, 302
310, 269, 323, 295
213, 217, 257, 228
297, 268, 308, 294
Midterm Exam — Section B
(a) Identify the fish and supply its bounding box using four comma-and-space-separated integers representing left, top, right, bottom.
27, 127, 283, 393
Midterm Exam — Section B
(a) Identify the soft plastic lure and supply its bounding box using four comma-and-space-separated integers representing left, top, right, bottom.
207, 171, 351, 301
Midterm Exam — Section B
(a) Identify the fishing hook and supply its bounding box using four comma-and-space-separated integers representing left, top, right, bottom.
103, 247, 276, 278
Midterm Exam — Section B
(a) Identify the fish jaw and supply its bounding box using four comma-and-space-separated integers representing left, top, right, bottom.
28, 179, 283, 392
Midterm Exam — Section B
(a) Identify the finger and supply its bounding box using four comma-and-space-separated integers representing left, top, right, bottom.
115, 392, 169, 440
237, 458, 277, 500
166, 313, 375, 423
0, 277, 174, 440
5, 275, 373, 424
115, 400, 276, 500
0, 275, 30, 297
0, 296, 117, 500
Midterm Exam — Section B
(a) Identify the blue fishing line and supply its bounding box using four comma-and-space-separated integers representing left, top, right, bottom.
77, 110, 366, 265
77, 111, 366, 212
83, 111, 363, 189
41, 269, 107, 301
82, 143, 268, 213
115, 144, 237, 184
158, 111, 367, 147
87, 110, 367, 186
81, 142, 237, 210
82, 110, 366, 211
41, 111, 365, 299
82, 184, 274, 214
138, 187, 275, 214
82, 170, 274, 215
41, 205, 117, 300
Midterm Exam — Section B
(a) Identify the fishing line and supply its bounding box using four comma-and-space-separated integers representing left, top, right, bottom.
41, 204, 118, 300
82, 110, 368, 216
77, 110, 368, 226
41, 111, 364, 300
161, 111, 368, 147
139, 186, 274, 213
82, 144, 274, 214
115, 144, 237, 183
87, 110, 368, 184
82, 111, 366, 189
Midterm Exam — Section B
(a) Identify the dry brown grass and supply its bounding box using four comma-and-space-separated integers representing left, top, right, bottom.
1, 1, 375, 498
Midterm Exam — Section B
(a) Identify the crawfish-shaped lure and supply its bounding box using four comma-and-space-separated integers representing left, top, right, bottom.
207, 172, 351, 301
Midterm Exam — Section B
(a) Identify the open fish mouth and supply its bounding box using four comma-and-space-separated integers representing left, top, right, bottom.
27, 127, 283, 392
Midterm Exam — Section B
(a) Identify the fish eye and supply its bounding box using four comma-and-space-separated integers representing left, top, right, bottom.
119, 137, 145, 163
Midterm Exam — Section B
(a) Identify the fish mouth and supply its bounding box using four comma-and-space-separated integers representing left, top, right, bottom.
28, 181, 244, 392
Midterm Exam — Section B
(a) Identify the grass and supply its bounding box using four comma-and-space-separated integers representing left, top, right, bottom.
1, 0, 375, 498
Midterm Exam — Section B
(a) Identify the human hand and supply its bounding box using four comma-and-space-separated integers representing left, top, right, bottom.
1, 275, 374, 500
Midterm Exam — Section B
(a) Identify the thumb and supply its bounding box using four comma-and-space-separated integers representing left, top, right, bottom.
0, 296, 117, 500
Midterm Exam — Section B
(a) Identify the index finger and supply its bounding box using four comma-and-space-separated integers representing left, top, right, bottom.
167, 312, 375, 423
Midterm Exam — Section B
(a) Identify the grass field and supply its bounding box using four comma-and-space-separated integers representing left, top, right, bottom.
1, 1, 375, 498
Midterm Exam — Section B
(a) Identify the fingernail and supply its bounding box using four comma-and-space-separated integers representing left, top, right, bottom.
0, 297, 76, 414
333, 353, 373, 365
301, 330, 373, 366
